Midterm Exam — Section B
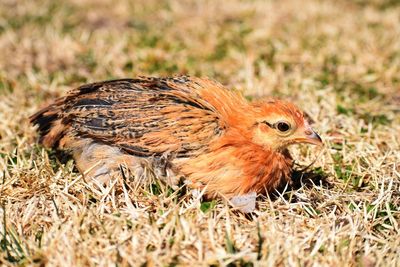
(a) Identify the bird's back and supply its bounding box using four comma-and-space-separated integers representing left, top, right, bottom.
30, 77, 226, 158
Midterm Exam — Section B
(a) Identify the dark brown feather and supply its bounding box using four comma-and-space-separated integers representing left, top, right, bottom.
30, 77, 224, 158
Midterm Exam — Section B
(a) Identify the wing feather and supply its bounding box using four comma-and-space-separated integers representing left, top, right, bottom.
60, 77, 224, 158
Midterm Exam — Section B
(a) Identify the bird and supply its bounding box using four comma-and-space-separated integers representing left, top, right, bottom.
30, 76, 322, 212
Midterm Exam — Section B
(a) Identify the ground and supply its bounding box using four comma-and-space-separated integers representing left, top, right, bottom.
0, 0, 399, 266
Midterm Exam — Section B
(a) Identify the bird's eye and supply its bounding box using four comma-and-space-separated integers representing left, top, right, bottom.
276, 121, 290, 132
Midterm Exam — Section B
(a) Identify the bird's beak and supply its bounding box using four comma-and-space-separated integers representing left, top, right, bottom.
292, 128, 323, 146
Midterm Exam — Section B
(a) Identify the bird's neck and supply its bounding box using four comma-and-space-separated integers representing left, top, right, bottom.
208, 132, 293, 194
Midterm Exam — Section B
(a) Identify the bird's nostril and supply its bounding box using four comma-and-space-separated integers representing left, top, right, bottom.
305, 130, 312, 135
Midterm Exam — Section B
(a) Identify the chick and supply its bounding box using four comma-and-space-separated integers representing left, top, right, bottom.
30, 76, 322, 211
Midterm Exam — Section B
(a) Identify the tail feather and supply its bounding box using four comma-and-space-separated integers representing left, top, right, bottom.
30, 98, 68, 148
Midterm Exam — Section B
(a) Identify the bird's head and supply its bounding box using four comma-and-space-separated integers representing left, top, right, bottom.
250, 99, 322, 151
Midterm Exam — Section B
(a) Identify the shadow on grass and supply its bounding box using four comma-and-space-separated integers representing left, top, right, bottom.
234, 168, 334, 219
266, 167, 333, 204
288, 168, 333, 191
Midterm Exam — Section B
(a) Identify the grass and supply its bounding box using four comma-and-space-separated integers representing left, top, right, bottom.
0, 0, 399, 266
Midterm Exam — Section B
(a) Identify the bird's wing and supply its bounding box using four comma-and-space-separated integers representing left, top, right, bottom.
60, 77, 224, 158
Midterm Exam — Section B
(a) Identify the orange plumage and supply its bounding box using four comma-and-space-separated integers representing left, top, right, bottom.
30, 76, 322, 210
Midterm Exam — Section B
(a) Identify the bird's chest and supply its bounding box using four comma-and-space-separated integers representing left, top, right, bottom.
175, 144, 294, 196
238, 149, 293, 193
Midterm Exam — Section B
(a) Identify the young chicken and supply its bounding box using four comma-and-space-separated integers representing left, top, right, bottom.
30, 76, 322, 212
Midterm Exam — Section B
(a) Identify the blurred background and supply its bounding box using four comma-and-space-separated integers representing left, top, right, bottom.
1, 0, 399, 97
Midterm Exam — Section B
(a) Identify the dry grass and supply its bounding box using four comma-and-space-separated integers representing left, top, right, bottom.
0, 0, 399, 266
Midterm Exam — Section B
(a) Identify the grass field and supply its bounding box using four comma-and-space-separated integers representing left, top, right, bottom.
0, 0, 399, 266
